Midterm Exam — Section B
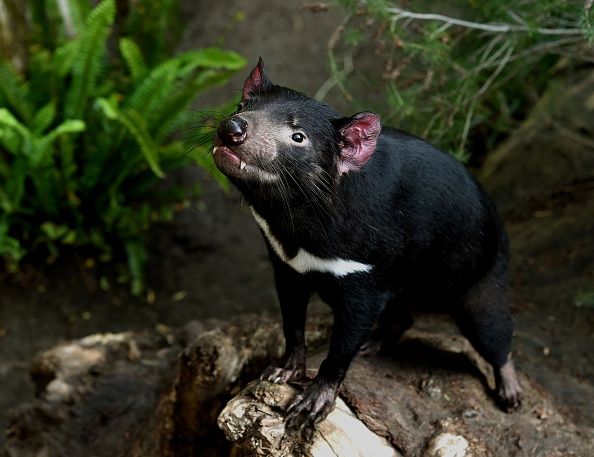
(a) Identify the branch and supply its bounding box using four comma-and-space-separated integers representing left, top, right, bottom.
386, 6, 585, 36
315, 15, 354, 102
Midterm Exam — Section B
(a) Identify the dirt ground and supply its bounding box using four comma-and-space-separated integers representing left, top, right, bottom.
1, 0, 593, 451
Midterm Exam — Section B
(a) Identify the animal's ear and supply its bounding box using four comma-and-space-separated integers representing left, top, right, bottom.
334, 112, 381, 174
242, 57, 272, 100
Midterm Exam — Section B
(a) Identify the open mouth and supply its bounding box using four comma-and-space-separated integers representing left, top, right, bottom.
212, 145, 247, 170
212, 145, 280, 183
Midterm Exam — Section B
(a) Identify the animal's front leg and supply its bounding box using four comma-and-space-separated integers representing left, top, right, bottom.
285, 284, 386, 437
261, 259, 311, 384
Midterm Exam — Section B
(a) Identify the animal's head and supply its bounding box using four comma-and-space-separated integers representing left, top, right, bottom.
213, 58, 381, 204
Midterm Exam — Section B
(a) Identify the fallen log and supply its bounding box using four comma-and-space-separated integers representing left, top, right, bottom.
218, 380, 398, 457
4, 314, 593, 457
215, 320, 594, 456
4, 314, 332, 457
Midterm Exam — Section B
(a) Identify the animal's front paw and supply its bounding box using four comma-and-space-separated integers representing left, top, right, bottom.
260, 352, 306, 384
285, 377, 338, 440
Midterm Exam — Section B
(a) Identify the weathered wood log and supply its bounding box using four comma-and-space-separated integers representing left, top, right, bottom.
172, 313, 333, 455
4, 314, 593, 456
5, 330, 181, 457
218, 380, 398, 457
215, 319, 594, 457
3, 314, 332, 457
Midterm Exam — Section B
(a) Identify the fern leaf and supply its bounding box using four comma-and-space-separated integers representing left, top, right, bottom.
1, 155, 27, 213
53, 40, 80, 78
31, 119, 86, 166
32, 102, 57, 134
0, 61, 33, 123
176, 48, 246, 74
119, 37, 147, 82
0, 218, 25, 262
0, 108, 32, 156
97, 98, 164, 177
0, 125, 22, 156
153, 69, 235, 140
65, 0, 115, 119
30, 165, 61, 217
125, 59, 178, 117
67, 0, 91, 32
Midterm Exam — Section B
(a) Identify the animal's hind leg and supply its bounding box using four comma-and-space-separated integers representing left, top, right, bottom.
360, 301, 413, 356
454, 267, 522, 411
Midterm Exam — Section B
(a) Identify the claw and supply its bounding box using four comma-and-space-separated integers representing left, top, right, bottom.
260, 351, 306, 384
284, 377, 338, 439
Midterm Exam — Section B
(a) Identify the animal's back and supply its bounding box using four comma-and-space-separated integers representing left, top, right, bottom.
336, 128, 505, 299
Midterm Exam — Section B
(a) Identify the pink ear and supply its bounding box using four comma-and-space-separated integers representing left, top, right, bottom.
337, 112, 381, 174
242, 57, 271, 100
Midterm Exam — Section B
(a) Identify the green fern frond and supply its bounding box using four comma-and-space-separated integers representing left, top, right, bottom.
53, 40, 80, 78
176, 48, 246, 74
32, 102, 57, 134
97, 98, 164, 177
0, 108, 33, 156
31, 120, 86, 166
0, 125, 22, 156
0, 219, 25, 262
65, 0, 115, 118
0, 61, 33, 123
67, 0, 92, 33
119, 37, 148, 82
1, 156, 27, 213
125, 59, 179, 121
154, 69, 236, 141
125, 48, 245, 141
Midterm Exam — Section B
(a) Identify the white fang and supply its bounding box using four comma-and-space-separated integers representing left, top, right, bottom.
250, 208, 373, 277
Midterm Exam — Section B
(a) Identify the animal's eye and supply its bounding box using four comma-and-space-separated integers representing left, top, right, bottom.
291, 132, 305, 143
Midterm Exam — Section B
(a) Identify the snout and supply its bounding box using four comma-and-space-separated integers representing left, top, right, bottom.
217, 116, 247, 146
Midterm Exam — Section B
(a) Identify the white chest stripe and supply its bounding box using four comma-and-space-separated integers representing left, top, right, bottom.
250, 208, 373, 277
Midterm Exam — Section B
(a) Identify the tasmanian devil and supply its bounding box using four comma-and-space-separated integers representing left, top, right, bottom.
212, 58, 522, 436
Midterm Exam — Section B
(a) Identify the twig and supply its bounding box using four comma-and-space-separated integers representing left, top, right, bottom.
386, 6, 584, 36
315, 53, 353, 101
473, 36, 584, 72
477, 44, 514, 97
315, 15, 354, 101
458, 44, 514, 153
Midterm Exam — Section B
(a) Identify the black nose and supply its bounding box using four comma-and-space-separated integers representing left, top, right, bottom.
217, 117, 247, 146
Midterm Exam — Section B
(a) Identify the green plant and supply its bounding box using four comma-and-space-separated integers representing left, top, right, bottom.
0, 0, 245, 293
328, 0, 594, 160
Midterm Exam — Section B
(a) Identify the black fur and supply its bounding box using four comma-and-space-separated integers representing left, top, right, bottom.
214, 60, 521, 437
